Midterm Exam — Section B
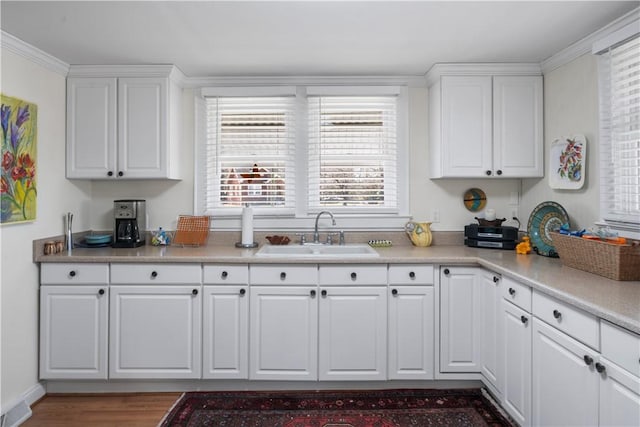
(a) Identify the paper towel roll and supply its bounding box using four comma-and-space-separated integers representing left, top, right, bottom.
241, 205, 254, 245
485, 209, 496, 221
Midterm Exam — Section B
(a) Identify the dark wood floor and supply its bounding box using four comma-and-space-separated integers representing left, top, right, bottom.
21, 393, 182, 427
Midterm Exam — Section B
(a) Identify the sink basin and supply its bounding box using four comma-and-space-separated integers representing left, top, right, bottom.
255, 244, 379, 258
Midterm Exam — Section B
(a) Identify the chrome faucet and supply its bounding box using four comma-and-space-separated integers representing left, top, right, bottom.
313, 211, 336, 244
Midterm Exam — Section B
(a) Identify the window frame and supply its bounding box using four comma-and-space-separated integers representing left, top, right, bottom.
194, 84, 410, 231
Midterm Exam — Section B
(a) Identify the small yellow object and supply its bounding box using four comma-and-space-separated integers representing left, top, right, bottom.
516, 236, 532, 254
405, 221, 433, 247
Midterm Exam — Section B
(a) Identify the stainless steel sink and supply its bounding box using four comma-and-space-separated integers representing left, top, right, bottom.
255, 244, 379, 258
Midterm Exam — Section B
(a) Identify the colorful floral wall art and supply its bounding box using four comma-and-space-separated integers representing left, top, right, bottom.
1, 94, 37, 224
548, 134, 586, 190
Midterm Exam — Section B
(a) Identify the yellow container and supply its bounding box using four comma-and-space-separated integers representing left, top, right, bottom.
405, 221, 433, 247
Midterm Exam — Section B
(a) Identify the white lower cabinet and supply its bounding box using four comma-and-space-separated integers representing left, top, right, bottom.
599, 321, 640, 427
501, 299, 531, 427
318, 286, 387, 380
388, 263, 434, 380
479, 270, 501, 395
532, 317, 599, 427
440, 266, 482, 372
249, 286, 318, 380
39, 285, 109, 379
388, 285, 434, 379
109, 285, 202, 379
202, 285, 249, 379
598, 357, 640, 427
38, 259, 640, 427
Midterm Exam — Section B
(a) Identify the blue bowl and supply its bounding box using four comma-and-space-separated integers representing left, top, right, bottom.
85, 234, 112, 245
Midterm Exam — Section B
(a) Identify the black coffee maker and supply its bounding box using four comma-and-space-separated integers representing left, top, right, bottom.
113, 199, 146, 248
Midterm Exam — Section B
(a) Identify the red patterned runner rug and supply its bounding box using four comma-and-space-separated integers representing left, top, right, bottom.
159, 388, 514, 427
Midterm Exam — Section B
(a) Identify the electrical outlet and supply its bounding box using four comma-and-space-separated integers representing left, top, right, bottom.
432, 209, 440, 223
511, 207, 519, 220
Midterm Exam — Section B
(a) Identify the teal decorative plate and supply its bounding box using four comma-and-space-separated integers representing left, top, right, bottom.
84, 234, 112, 245
527, 201, 569, 257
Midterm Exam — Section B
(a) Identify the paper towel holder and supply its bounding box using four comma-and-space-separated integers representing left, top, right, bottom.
236, 204, 259, 248
235, 242, 258, 248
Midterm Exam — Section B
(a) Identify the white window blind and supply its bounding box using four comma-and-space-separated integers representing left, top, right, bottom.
307, 95, 398, 212
598, 35, 640, 227
203, 96, 296, 212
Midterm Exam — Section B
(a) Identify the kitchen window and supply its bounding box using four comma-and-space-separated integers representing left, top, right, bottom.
200, 89, 297, 213
308, 93, 398, 213
594, 23, 640, 236
195, 85, 409, 229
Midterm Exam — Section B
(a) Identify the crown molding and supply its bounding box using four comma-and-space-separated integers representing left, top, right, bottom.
182, 74, 427, 89
425, 63, 541, 86
67, 64, 187, 86
1, 30, 69, 76
541, 7, 640, 74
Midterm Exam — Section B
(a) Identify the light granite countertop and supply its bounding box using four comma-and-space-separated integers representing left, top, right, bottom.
34, 241, 640, 335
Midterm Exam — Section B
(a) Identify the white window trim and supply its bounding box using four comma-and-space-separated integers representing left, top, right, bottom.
593, 18, 640, 239
194, 83, 410, 231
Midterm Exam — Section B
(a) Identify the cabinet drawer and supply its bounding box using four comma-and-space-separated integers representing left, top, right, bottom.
502, 276, 532, 312
533, 291, 599, 349
319, 265, 387, 285
601, 320, 640, 376
41, 263, 109, 285
388, 264, 434, 285
111, 263, 201, 284
203, 265, 249, 284
250, 265, 317, 285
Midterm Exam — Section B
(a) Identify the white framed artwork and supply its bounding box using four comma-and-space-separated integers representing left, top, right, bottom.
549, 134, 586, 190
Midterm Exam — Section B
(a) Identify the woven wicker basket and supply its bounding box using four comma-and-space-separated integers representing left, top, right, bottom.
551, 232, 640, 281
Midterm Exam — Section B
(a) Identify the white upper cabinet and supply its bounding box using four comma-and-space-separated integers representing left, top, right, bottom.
66, 66, 183, 180
438, 76, 493, 177
66, 78, 117, 178
493, 76, 543, 177
428, 64, 543, 178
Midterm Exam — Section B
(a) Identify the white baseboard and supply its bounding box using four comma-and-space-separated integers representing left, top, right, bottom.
44, 379, 481, 394
1, 383, 46, 427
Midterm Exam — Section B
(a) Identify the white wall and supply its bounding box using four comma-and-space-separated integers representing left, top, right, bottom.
410, 87, 521, 230
0, 49, 92, 412
87, 89, 195, 232
86, 86, 522, 232
521, 53, 600, 230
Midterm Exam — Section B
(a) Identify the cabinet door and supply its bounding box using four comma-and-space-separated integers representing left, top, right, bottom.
440, 76, 493, 177
388, 286, 434, 380
117, 78, 168, 178
66, 77, 117, 179
40, 286, 108, 379
599, 357, 640, 427
501, 300, 532, 427
479, 270, 501, 394
493, 76, 543, 177
202, 286, 249, 379
319, 286, 387, 380
440, 267, 482, 372
109, 285, 201, 379
249, 286, 318, 380
532, 318, 599, 427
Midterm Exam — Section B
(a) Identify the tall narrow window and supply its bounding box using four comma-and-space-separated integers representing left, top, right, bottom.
308, 95, 398, 212
596, 32, 640, 230
203, 95, 296, 213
